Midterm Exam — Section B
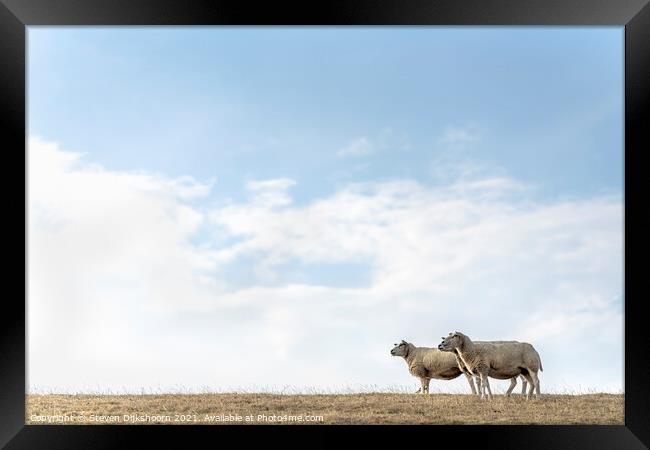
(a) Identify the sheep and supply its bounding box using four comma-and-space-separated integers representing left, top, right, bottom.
390, 339, 478, 394
438, 332, 543, 400
452, 341, 529, 397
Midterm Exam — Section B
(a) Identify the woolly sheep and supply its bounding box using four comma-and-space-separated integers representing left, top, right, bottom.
390, 339, 478, 394
452, 341, 529, 397
438, 332, 543, 400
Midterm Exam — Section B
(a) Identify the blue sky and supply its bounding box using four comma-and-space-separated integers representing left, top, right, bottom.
29, 27, 622, 203
27, 27, 623, 393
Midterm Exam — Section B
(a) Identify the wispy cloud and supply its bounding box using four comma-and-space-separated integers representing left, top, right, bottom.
438, 125, 481, 146
245, 177, 296, 208
336, 129, 411, 159
246, 178, 296, 191
336, 137, 373, 158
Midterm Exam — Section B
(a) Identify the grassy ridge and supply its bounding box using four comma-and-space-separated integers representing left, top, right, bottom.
26, 393, 623, 425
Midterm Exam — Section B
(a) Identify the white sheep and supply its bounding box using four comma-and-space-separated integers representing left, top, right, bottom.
438, 332, 543, 400
390, 339, 478, 394
452, 341, 529, 397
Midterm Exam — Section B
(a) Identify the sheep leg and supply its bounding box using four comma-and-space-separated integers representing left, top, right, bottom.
419, 378, 428, 395
505, 377, 517, 397
484, 375, 493, 400
479, 372, 492, 400
464, 372, 478, 395
520, 375, 527, 395
527, 380, 535, 399
528, 371, 540, 398
522, 373, 534, 400
423, 378, 430, 394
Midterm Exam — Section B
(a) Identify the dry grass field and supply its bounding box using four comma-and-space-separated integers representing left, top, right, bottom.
26, 393, 623, 425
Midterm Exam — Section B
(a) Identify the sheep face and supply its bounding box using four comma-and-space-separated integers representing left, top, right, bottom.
390, 340, 410, 357
438, 332, 462, 352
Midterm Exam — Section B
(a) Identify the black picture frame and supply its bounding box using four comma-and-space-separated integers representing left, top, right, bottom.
2, 0, 648, 448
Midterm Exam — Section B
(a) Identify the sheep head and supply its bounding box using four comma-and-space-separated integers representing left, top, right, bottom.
390, 340, 410, 357
438, 331, 466, 352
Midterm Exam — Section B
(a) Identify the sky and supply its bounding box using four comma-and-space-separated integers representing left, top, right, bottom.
27, 27, 623, 394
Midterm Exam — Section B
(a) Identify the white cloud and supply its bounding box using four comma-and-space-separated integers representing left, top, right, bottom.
335, 130, 411, 160
244, 177, 296, 208
28, 137, 623, 393
246, 178, 296, 192
336, 137, 373, 158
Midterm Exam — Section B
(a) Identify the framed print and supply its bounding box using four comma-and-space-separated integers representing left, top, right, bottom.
2, 0, 649, 448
